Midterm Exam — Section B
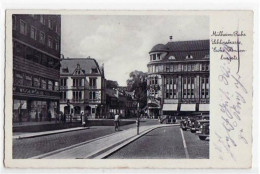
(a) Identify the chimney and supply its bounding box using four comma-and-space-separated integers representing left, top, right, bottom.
169, 36, 173, 42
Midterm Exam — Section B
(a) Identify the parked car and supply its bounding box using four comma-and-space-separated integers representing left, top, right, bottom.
180, 117, 190, 131
191, 119, 209, 133
197, 122, 210, 140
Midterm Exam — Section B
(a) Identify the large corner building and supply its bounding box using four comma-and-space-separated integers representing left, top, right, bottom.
13, 15, 61, 122
147, 38, 210, 118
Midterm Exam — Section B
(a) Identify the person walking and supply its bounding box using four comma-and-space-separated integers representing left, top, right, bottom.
48, 110, 52, 122
114, 113, 120, 131
39, 111, 43, 122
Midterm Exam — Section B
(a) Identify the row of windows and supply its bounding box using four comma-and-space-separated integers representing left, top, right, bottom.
148, 76, 210, 99
150, 53, 162, 61
150, 54, 209, 62
14, 42, 60, 70
13, 17, 60, 51
61, 91, 99, 101
60, 78, 97, 87
148, 63, 209, 73
14, 71, 59, 91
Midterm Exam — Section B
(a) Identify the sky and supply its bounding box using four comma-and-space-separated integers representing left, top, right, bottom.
61, 15, 209, 86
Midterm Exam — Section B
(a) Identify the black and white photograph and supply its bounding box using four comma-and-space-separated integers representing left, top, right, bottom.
4, 10, 254, 169
11, 14, 210, 159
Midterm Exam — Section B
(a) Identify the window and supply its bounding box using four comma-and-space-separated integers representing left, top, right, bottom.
153, 54, 156, 61
24, 75, 32, 87
182, 76, 195, 99
55, 40, 59, 51
89, 91, 96, 100
30, 26, 37, 40
48, 80, 53, 90
62, 68, 69, 73
48, 18, 53, 29
39, 31, 45, 44
89, 78, 97, 87
33, 77, 40, 87
169, 56, 175, 60
47, 36, 53, 48
61, 91, 67, 101
91, 68, 98, 73
14, 72, 23, 85
73, 91, 82, 101
92, 108, 96, 114
186, 55, 193, 59
20, 20, 27, 35
72, 78, 83, 87
200, 76, 210, 98
54, 81, 59, 91
41, 79, 47, 89
60, 78, 67, 87
40, 15, 44, 24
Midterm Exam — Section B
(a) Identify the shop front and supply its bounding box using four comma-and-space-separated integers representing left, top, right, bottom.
13, 98, 58, 122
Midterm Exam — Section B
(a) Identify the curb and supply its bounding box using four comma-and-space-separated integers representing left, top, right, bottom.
14, 127, 89, 140
93, 124, 178, 159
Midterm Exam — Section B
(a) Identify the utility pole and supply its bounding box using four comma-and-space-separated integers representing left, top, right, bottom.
136, 102, 140, 135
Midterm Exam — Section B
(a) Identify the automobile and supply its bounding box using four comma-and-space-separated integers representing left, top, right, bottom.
197, 122, 210, 140
190, 120, 209, 133
180, 117, 190, 131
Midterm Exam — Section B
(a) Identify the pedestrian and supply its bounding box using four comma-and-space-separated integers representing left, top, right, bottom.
114, 113, 120, 131
80, 112, 83, 124
55, 111, 58, 124
39, 111, 43, 122
18, 112, 22, 125
63, 113, 66, 123
48, 110, 52, 122
69, 114, 72, 123
35, 110, 38, 122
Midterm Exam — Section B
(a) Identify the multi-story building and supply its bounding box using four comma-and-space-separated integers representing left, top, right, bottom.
13, 14, 61, 122
147, 38, 210, 118
106, 87, 137, 118
60, 58, 106, 119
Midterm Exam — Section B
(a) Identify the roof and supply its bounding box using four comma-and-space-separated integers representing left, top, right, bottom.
106, 88, 118, 98
60, 58, 101, 75
150, 44, 169, 52
149, 40, 210, 61
150, 40, 209, 53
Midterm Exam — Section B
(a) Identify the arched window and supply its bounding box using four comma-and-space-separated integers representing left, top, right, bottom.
186, 55, 193, 59
169, 56, 175, 60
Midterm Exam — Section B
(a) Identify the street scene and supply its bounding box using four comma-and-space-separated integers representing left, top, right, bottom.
12, 14, 210, 159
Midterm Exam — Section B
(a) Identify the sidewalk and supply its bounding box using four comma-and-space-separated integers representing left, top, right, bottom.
13, 127, 89, 139
31, 124, 178, 159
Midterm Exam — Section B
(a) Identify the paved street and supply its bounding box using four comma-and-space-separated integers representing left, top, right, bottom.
13, 119, 158, 159
107, 126, 209, 159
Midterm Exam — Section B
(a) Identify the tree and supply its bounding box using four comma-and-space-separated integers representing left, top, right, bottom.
126, 70, 147, 109
106, 80, 119, 89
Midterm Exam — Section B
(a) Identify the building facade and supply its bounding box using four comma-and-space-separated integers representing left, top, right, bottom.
13, 14, 61, 122
147, 39, 210, 118
60, 58, 106, 119
106, 87, 137, 118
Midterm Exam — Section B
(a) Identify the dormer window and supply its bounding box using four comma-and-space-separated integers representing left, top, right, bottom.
169, 56, 175, 60
62, 68, 69, 73
91, 68, 98, 74
186, 55, 193, 59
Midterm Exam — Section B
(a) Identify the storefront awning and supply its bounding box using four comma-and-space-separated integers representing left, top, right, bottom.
180, 104, 196, 111
162, 104, 178, 111
199, 104, 209, 111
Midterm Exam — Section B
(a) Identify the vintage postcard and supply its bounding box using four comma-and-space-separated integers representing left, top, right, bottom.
4, 10, 253, 168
